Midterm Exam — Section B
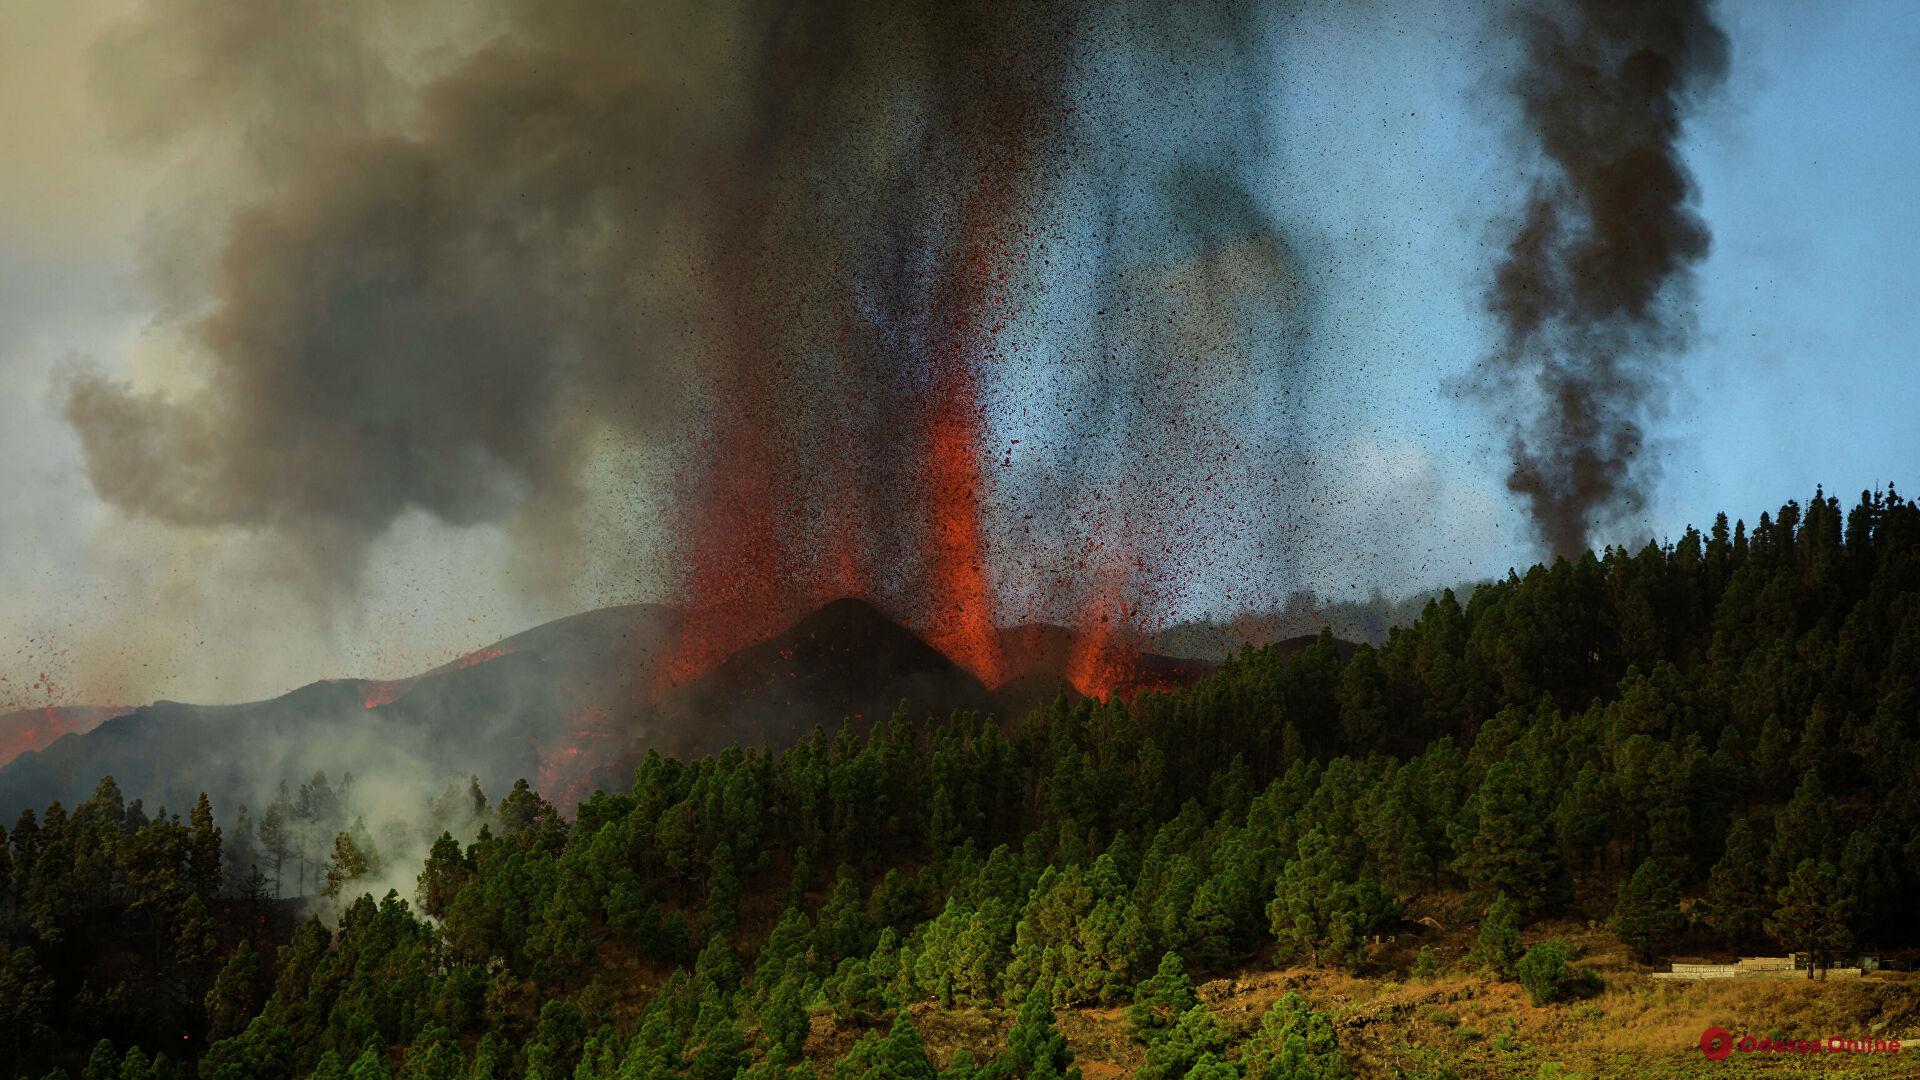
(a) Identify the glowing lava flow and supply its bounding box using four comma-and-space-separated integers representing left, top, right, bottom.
537, 703, 617, 814
911, 83, 1055, 688
922, 377, 1004, 687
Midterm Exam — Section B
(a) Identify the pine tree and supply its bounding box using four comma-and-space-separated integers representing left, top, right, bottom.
1702, 819, 1769, 951
258, 787, 292, 899
347, 1043, 391, 1080
1612, 857, 1688, 963
1240, 992, 1351, 1080
1767, 859, 1855, 979
1467, 894, 1523, 977
1768, 773, 1836, 886
187, 793, 223, 902
759, 971, 811, 1065
416, 833, 469, 919
1410, 945, 1438, 982
1135, 1005, 1229, 1080
1450, 762, 1570, 916
497, 779, 550, 836
1513, 940, 1600, 1005
835, 1013, 937, 1080
205, 941, 259, 1041
322, 820, 380, 900
993, 983, 1081, 1080
1127, 952, 1199, 1044
83, 1039, 118, 1080
1266, 828, 1395, 970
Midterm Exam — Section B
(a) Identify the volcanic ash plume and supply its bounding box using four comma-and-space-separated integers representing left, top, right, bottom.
62, 0, 1310, 690
1479, 0, 1729, 559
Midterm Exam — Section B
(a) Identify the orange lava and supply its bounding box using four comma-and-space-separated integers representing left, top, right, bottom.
1066, 582, 1130, 700
537, 704, 617, 813
0, 704, 129, 766
438, 643, 510, 672
922, 380, 1004, 686
359, 681, 404, 709
911, 88, 1050, 688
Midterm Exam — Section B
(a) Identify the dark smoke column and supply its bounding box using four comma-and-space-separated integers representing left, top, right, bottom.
1481, 0, 1728, 559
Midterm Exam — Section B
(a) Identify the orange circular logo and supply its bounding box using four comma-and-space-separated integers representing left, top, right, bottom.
1700, 1026, 1734, 1060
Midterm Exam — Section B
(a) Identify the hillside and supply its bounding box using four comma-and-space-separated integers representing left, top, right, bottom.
0, 603, 681, 821
4, 487, 1920, 1080
648, 598, 1000, 755
0, 704, 130, 766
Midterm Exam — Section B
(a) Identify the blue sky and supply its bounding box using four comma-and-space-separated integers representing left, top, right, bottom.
0, 1, 1914, 702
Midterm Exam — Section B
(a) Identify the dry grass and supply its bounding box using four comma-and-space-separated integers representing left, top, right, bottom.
878, 964, 1920, 1078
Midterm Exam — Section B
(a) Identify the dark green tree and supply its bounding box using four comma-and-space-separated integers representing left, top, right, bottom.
1514, 940, 1599, 1005
1450, 762, 1570, 916
205, 941, 260, 1041
188, 792, 223, 901
989, 983, 1081, 1080
834, 1013, 937, 1080
1135, 1005, 1230, 1080
1467, 894, 1523, 977
1767, 859, 1855, 979
1127, 952, 1199, 1044
1767, 773, 1836, 886
1240, 992, 1351, 1080
1611, 857, 1688, 962
1701, 819, 1770, 951
1266, 828, 1396, 970
416, 833, 470, 919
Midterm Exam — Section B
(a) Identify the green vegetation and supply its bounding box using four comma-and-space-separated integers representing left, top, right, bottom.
5, 486, 1920, 1078
1513, 940, 1599, 1006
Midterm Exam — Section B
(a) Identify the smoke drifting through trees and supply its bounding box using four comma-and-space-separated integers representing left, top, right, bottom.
1480, 0, 1729, 559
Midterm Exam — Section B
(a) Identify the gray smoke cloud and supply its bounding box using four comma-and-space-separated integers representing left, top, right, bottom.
67, 0, 726, 591
48, 0, 1674, 701
62, 0, 1317, 666
1479, 0, 1729, 559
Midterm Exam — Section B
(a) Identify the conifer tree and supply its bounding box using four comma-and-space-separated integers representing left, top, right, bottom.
1266, 828, 1395, 970
1702, 819, 1770, 950
1127, 952, 1199, 1044
1467, 894, 1523, 977
1612, 857, 1688, 962
345, 1044, 390, 1080
1768, 773, 1836, 886
1767, 859, 1855, 979
258, 788, 292, 899
1450, 762, 1570, 915
416, 833, 470, 919
1136, 1005, 1229, 1080
205, 941, 259, 1041
188, 793, 223, 902
323, 820, 380, 900
991, 983, 1081, 1080
1240, 992, 1351, 1080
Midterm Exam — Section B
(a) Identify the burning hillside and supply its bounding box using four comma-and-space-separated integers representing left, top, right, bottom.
0, 705, 131, 767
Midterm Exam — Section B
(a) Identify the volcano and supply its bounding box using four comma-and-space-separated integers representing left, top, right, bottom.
643, 597, 999, 757
0, 595, 1239, 821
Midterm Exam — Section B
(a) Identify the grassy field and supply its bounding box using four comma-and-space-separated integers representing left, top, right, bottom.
800, 923, 1920, 1079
